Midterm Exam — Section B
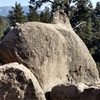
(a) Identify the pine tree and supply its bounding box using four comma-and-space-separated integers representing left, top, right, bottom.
95, 2, 100, 18
94, 2, 100, 34
70, 0, 91, 28
29, 0, 63, 11
0, 16, 3, 36
90, 2, 100, 65
27, 6, 40, 22
7, 2, 25, 26
29, 0, 75, 22
40, 7, 51, 23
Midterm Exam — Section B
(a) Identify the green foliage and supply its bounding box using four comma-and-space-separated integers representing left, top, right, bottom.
97, 62, 100, 76
29, 0, 75, 22
7, 2, 25, 26
30, 0, 71, 14
40, 7, 51, 23
0, 16, 8, 38
89, 2, 100, 64
27, 6, 40, 22
70, 0, 91, 27
0, 16, 3, 37
27, 6, 51, 23
95, 2, 100, 18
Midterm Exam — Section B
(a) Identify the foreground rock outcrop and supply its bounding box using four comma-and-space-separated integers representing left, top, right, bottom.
0, 63, 46, 100
0, 10, 99, 92
50, 83, 100, 100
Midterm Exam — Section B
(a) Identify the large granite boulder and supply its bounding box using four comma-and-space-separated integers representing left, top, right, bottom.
0, 10, 99, 92
0, 63, 46, 100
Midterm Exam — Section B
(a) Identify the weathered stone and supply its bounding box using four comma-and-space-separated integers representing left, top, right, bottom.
0, 63, 46, 100
0, 10, 99, 92
50, 83, 100, 100
50, 84, 80, 100
79, 88, 100, 100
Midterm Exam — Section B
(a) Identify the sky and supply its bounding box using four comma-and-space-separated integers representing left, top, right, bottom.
0, 0, 99, 7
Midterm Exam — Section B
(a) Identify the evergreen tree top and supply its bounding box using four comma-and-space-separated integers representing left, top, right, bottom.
7, 2, 25, 26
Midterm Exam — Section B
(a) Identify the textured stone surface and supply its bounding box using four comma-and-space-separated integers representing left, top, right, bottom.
0, 10, 99, 92
79, 88, 100, 100
50, 84, 79, 100
0, 63, 46, 100
50, 83, 100, 100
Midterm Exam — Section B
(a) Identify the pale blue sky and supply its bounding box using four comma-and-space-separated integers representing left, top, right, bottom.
0, 0, 99, 7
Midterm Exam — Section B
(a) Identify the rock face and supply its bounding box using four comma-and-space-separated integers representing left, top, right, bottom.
51, 84, 79, 100
50, 83, 100, 100
0, 63, 46, 100
0, 10, 99, 92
